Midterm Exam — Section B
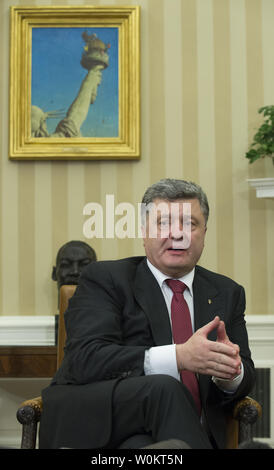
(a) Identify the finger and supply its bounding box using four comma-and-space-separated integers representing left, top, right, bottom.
209, 365, 238, 379
217, 320, 227, 342
197, 361, 239, 379
207, 355, 241, 376
210, 362, 236, 375
216, 322, 240, 355
199, 316, 220, 337
233, 343, 240, 355
209, 339, 237, 356
208, 351, 241, 370
222, 338, 241, 356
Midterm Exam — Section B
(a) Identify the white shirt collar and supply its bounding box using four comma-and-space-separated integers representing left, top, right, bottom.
146, 258, 194, 297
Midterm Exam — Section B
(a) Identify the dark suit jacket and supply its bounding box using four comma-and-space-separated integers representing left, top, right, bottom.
39, 256, 255, 449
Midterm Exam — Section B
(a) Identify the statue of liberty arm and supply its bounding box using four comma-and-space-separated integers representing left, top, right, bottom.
31, 32, 110, 138
52, 65, 103, 137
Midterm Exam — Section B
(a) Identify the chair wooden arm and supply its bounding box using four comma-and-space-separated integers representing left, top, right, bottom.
16, 285, 77, 448
233, 396, 262, 422
226, 396, 261, 449
17, 394, 261, 449
233, 396, 262, 445
16, 396, 43, 449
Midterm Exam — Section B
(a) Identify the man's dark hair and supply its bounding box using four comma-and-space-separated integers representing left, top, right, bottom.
141, 178, 209, 224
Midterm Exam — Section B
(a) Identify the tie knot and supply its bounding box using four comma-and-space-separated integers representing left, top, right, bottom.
166, 279, 187, 294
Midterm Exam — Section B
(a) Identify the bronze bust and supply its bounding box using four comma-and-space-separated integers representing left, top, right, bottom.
52, 240, 97, 289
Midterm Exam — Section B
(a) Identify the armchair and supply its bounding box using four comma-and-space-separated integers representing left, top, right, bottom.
17, 285, 262, 449
17, 284, 76, 449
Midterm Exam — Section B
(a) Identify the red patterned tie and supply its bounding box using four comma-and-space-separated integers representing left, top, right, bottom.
166, 279, 201, 415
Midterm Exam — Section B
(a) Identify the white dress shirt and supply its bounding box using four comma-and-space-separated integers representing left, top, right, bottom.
144, 259, 243, 393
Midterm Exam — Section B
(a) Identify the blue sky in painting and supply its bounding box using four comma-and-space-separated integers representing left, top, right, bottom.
31, 27, 119, 137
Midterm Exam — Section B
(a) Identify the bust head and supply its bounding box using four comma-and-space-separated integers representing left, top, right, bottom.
52, 240, 97, 289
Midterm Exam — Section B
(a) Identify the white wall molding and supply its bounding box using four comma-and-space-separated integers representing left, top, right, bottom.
247, 178, 274, 198
246, 315, 274, 364
0, 316, 55, 346
0, 314, 273, 347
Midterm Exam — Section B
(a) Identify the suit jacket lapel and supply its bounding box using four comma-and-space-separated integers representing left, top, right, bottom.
133, 259, 172, 346
193, 266, 226, 341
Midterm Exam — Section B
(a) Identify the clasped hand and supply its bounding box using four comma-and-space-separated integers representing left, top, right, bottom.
176, 316, 242, 380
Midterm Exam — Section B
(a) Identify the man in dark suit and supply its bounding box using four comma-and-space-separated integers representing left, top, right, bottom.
39, 179, 255, 449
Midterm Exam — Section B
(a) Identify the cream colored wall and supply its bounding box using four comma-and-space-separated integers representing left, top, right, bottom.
0, 0, 274, 316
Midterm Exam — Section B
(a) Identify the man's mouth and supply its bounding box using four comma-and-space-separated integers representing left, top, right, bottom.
167, 247, 186, 252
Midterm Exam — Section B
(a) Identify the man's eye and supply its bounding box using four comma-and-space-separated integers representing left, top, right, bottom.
184, 220, 191, 226
159, 219, 169, 227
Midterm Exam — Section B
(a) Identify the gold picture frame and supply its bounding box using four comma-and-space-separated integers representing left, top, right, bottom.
9, 6, 140, 160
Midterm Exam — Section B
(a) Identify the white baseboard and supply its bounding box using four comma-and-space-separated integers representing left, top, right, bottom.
0, 430, 22, 449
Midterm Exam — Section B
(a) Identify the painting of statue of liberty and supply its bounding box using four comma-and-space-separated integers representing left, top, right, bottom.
31, 27, 119, 138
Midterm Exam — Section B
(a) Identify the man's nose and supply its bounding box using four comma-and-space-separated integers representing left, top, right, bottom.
170, 222, 191, 249
170, 221, 184, 239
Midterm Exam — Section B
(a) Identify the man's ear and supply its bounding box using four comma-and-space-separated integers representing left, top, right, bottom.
52, 266, 57, 281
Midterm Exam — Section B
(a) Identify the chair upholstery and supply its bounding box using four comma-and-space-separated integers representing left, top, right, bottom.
17, 285, 262, 449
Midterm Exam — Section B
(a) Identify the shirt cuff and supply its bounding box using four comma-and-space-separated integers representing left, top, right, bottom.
212, 363, 244, 393
144, 345, 180, 381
